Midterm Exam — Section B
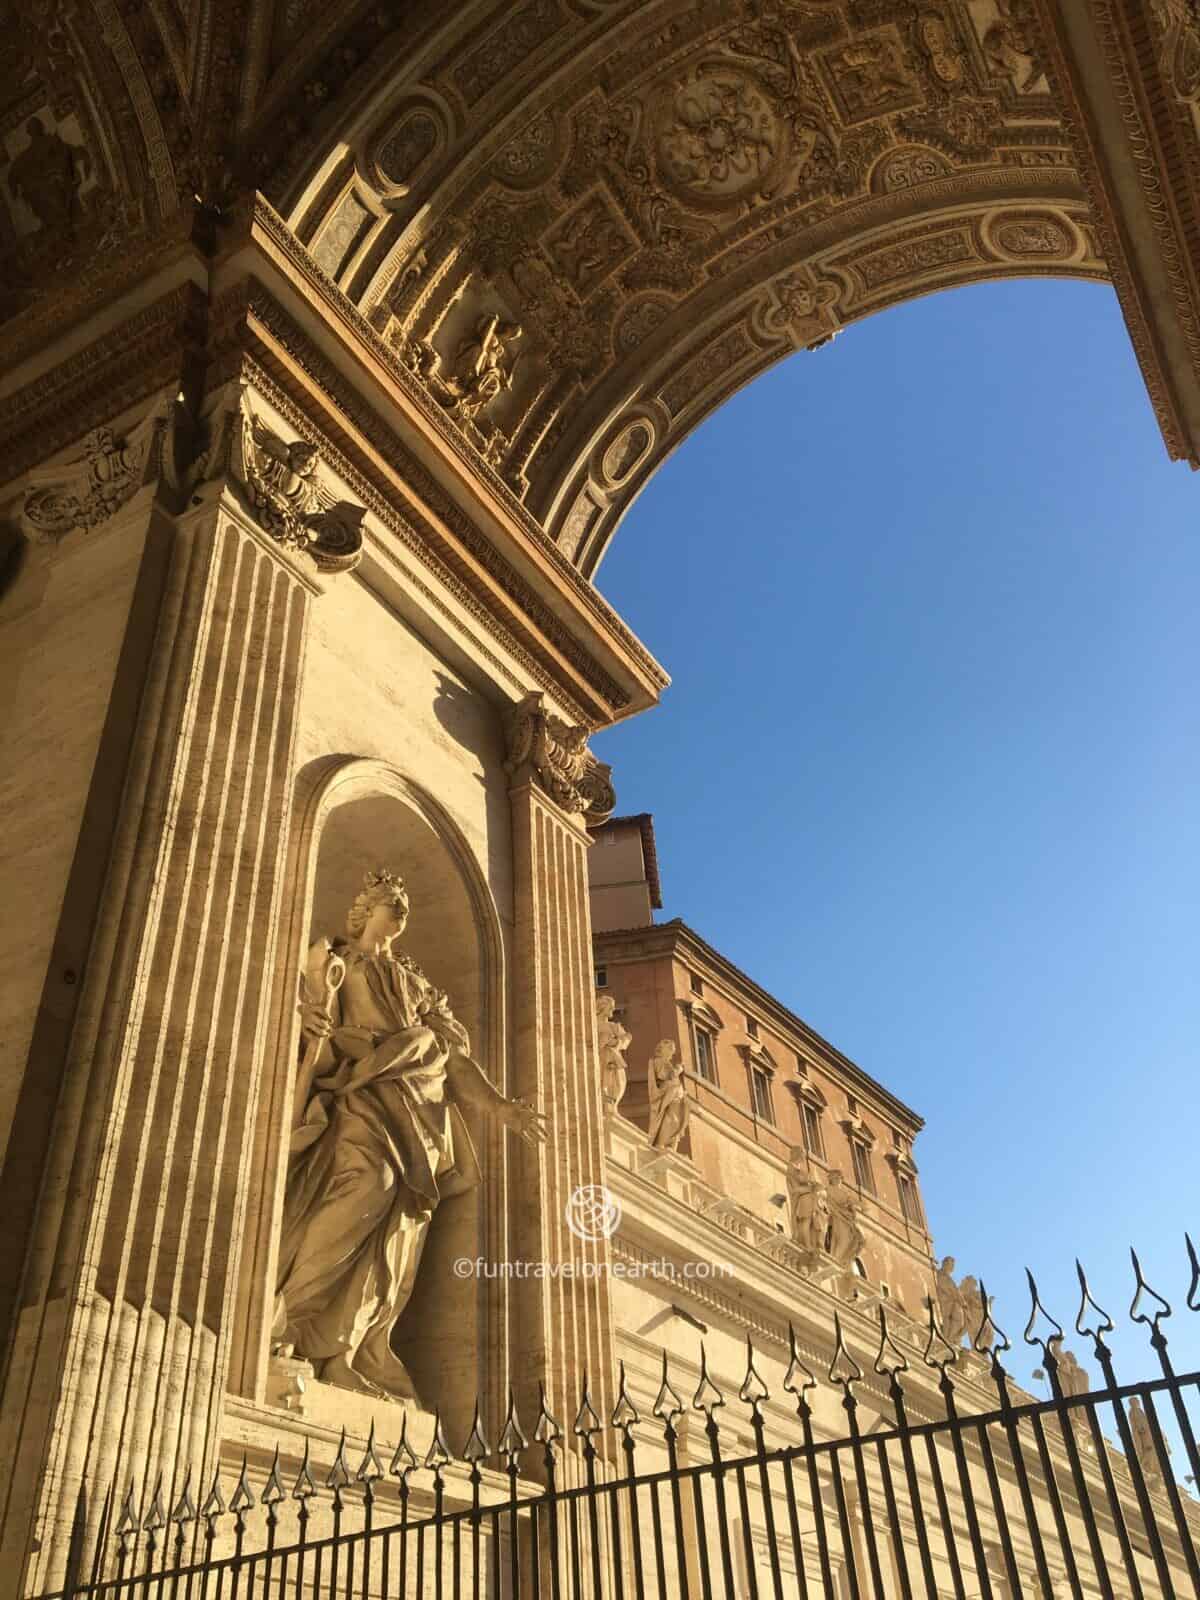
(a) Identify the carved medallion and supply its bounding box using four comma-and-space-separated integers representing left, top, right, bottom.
917, 13, 966, 85
600, 421, 652, 485
373, 109, 440, 191
655, 66, 784, 205
987, 212, 1074, 259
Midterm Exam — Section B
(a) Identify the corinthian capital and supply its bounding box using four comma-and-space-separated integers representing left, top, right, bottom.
504, 691, 615, 822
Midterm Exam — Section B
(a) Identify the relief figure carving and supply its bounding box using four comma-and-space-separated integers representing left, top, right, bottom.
7, 115, 90, 232
273, 869, 546, 1401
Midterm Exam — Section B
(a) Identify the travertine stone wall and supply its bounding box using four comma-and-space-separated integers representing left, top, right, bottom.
2, 490, 314, 1590
0, 497, 171, 1171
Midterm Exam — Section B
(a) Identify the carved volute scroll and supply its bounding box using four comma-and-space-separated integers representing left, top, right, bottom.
17, 399, 183, 545
504, 691, 616, 822
195, 388, 365, 576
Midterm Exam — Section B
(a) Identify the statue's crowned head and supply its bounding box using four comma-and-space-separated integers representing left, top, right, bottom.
347, 867, 410, 941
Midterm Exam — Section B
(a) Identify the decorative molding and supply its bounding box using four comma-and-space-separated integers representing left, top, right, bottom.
680, 998, 724, 1034
504, 690, 617, 820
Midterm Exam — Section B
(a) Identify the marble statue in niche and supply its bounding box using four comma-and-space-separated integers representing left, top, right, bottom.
273, 868, 546, 1401
647, 1040, 688, 1151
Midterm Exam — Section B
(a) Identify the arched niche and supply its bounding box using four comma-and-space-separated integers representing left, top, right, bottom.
231, 756, 508, 1447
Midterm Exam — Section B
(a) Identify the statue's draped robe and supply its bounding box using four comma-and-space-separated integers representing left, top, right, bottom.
647, 1058, 686, 1148
276, 938, 481, 1398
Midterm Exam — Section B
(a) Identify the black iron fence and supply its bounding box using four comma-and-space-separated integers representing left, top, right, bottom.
41, 1240, 1200, 1599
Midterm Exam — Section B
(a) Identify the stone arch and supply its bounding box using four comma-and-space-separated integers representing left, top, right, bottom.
231, 755, 508, 1445
249, 0, 1174, 579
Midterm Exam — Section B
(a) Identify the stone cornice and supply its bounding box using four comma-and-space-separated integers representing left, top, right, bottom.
594, 918, 924, 1134
219, 195, 669, 722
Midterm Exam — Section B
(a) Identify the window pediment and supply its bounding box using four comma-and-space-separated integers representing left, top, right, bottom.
840, 1112, 875, 1148
740, 1038, 777, 1073
681, 998, 723, 1033
885, 1146, 919, 1177
786, 1077, 827, 1111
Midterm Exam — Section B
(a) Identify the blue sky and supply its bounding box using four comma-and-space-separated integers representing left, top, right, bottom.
592, 278, 1200, 1404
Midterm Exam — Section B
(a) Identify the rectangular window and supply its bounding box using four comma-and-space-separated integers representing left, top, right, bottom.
801, 1102, 824, 1159
750, 1066, 774, 1123
846, 1094, 858, 1115
795, 1055, 809, 1077
693, 1025, 717, 1083
746, 1016, 759, 1039
595, 967, 608, 989
690, 972, 704, 995
898, 1173, 921, 1224
851, 1141, 875, 1195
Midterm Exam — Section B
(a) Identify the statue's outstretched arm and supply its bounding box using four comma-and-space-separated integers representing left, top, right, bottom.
445, 1051, 547, 1147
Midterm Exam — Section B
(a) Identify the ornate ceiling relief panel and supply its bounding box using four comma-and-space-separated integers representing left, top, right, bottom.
11, 0, 1197, 578
264, 0, 1113, 574
0, 0, 182, 317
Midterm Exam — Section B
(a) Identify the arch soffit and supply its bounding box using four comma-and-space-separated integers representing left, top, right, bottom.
269, 0, 1112, 577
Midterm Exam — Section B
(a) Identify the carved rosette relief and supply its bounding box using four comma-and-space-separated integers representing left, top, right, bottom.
18, 400, 181, 545
655, 66, 785, 206
197, 390, 365, 575
504, 691, 616, 821
762, 269, 841, 348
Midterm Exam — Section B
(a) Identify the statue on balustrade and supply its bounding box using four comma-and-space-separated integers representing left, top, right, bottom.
1128, 1395, 1168, 1491
273, 868, 546, 1400
825, 1170, 865, 1266
1050, 1340, 1090, 1398
596, 993, 631, 1117
786, 1146, 830, 1254
934, 1255, 968, 1346
647, 1040, 689, 1152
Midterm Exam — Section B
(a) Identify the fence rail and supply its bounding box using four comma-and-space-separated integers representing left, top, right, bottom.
42, 1240, 1200, 1599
